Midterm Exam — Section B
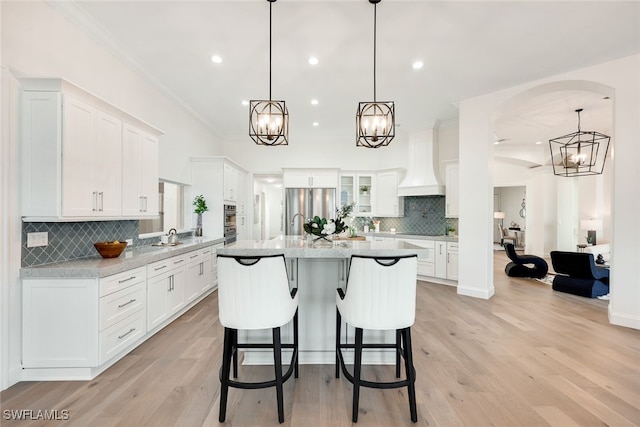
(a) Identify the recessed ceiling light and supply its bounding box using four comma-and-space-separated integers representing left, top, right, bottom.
412, 61, 423, 70
312, 122, 319, 127
535, 141, 542, 145
241, 100, 249, 106
311, 99, 319, 105
308, 57, 319, 65
494, 141, 500, 145
211, 55, 222, 64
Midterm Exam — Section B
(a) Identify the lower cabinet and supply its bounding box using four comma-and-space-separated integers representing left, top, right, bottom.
435, 241, 447, 279
147, 255, 186, 330
447, 242, 459, 281
22, 244, 217, 380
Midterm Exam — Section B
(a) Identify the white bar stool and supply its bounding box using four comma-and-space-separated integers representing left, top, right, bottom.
217, 254, 299, 424
336, 254, 418, 423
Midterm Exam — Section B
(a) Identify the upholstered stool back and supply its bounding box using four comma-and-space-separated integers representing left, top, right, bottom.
337, 255, 417, 330
217, 254, 297, 330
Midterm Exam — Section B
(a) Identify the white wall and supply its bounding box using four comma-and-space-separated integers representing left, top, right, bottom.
459, 54, 640, 329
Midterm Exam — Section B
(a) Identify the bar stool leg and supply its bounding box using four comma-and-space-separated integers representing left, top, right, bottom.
293, 309, 299, 378
272, 326, 285, 424
395, 329, 402, 378
335, 308, 342, 379
352, 327, 363, 423
232, 328, 238, 378
402, 327, 418, 423
219, 327, 234, 422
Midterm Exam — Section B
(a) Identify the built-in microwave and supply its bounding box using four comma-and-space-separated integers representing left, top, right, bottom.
224, 204, 237, 245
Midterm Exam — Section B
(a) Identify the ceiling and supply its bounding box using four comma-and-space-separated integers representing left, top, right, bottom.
57, 1, 639, 147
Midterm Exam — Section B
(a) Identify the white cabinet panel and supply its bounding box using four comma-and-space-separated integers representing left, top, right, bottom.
99, 282, 146, 331
375, 170, 404, 217
435, 241, 447, 279
20, 78, 162, 220
99, 308, 146, 364
447, 242, 459, 280
122, 124, 159, 217
445, 163, 459, 218
283, 169, 338, 189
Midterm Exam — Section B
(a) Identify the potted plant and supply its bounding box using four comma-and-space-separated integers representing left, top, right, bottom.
360, 185, 369, 195
193, 195, 208, 236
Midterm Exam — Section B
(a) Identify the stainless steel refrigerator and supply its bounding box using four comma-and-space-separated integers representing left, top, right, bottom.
285, 188, 336, 235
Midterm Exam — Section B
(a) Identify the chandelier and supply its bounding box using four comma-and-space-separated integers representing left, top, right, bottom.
356, 0, 395, 148
249, 0, 289, 146
548, 108, 610, 177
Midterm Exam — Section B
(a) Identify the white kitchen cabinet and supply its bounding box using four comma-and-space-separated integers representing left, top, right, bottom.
122, 123, 159, 217
447, 242, 459, 280
401, 239, 435, 278
211, 243, 224, 290
147, 255, 186, 331
22, 266, 147, 370
375, 169, 405, 217
20, 78, 163, 220
435, 241, 447, 279
356, 173, 374, 215
191, 157, 248, 239
185, 247, 213, 303
445, 163, 459, 218
339, 174, 355, 207
283, 168, 339, 189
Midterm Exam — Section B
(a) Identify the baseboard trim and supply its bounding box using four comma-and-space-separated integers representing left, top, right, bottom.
457, 284, 495, 299
609, 305, 640, 330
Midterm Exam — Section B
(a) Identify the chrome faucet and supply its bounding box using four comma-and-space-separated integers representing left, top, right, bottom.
289, 213, 306, 235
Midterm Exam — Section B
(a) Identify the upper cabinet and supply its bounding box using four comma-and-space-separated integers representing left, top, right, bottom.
375, 169, 405, 217
445, 163, 459, 218
191, 157, 248, 239
339, 169, 404, 217
20, 78, 163, 221
283, 169, 338, 189
122, 124, 159, 217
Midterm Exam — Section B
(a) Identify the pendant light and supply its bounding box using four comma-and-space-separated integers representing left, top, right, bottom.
548, 108, 610, 177
249, 0, 288, 146
356, 0, 395, 148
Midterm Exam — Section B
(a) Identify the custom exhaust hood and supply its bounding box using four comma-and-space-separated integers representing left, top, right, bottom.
397, 129, 445, 197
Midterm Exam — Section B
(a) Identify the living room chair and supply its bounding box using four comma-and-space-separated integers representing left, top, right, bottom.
499, 225, 517, 247
335, 255, 418, 423
549, 251, 610, 298
217, 254, 299, 423
504, 243, 548, 279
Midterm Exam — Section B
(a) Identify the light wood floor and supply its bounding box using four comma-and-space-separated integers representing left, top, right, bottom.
2, 252, 639, 426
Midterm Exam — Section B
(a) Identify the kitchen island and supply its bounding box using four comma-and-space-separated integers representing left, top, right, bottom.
218, 236, 428, 365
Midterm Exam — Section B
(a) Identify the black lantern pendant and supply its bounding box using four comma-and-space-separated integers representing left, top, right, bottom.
356, 0, 395, 148
249, 0, 289, 146
549, 108, 610, 177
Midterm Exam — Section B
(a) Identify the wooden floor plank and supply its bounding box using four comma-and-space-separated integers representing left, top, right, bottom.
1, 251, 639, 426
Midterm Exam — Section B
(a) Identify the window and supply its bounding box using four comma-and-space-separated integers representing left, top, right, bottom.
139, 180, 189, 236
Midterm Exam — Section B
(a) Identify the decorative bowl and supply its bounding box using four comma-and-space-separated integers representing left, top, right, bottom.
94, 241, 128, 258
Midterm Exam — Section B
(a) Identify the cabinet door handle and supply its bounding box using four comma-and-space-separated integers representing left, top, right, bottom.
154, 265, 167, 271
174, 259, 184, 264
99, 192, 104, 211
118, 298, 136, 309
92, 191, 98, 211
190, 254, 198, 259
118, 328, 136, 340
118, 276, 136, 284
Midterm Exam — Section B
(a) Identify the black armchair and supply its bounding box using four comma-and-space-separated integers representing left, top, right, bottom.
504, 243, 549, 279
549, 251, 609, 298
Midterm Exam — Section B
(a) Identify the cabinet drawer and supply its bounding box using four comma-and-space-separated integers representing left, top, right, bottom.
100, 267, 146, 297
99, 309, 146, 364
447, 242, 459, 251
100, 282, 145, 331
147, 255, 186, 278
185, 250, 201, 264
417, 261, 435, 277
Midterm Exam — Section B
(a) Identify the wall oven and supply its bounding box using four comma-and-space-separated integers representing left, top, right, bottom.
224, 204, 237, 245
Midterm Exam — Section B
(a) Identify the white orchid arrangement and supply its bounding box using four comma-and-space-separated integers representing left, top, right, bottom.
303, 203, 354, 241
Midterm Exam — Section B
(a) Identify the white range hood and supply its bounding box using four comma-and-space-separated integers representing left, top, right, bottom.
397, 129, 445, 197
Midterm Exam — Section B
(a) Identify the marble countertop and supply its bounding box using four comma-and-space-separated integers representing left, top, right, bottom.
216, 235, 429, 259
21, 237, 225, 279
362, 232, 458, 242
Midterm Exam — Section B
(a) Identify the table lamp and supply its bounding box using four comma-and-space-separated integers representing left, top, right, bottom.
580, 219, 602, 245
494, 211, 505, 228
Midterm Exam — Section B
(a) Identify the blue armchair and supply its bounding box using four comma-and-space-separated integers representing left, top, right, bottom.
550, 251, 609, 298
504, 243, 548, 279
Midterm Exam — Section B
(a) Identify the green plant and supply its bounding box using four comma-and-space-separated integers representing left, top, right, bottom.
303, 203, 354, 240
193, 195, 208, 214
